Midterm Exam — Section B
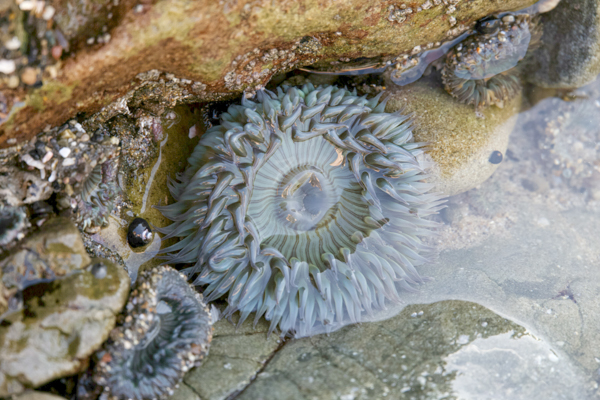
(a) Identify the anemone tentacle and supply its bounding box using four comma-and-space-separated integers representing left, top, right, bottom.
158, 84, 444, 336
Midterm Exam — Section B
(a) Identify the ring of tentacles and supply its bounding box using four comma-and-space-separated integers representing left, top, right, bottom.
157, 84, 443, 336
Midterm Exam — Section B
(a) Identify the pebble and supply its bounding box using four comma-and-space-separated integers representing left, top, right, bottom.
51, 45, 63, 60
21, 67, 37, 86
7, 76, 20, 88
59, 148, 71, 158
5, 37, 21, 51
62, 158, 76, 166
42, 152, 53, 163
0, 59, 16, 74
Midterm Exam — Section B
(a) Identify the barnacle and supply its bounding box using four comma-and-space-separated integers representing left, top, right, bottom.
75, 158, 120, 233
157, 84, 444, 336
442, 13, 535, 110
92, 266, 213, 400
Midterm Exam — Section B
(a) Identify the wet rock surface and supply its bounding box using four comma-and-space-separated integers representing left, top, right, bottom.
0, 218, 130, 396
525, 0, 600, 88
12, 390, 69, 400
385, 75, 521, 196
0, 217, 91, 315
175, 313, 281, 400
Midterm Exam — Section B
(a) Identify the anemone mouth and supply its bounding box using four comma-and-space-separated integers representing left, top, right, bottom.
93, 266, 212, 400
156, 84, 444, 336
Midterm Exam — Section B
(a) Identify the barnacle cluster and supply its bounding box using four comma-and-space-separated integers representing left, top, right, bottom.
442, 13, 535, 110
157, 84, 443, 336
92, 266, 213, 400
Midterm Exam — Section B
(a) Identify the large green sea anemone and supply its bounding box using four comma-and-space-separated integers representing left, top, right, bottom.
157, 84, 444, 336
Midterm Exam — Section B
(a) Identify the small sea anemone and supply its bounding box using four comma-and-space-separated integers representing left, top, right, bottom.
442, 13, 536, 110
0, 204, 28, 247
92, 266, 212, 400
157, 84, 443, 336
75, 158, 120, 233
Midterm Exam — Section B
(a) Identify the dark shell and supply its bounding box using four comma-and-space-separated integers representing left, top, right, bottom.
92, 266, 213, 400
489, 150, 503, 164
127, 217, 153, 249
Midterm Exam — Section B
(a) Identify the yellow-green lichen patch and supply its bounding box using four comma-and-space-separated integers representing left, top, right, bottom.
26, 81, 75, 113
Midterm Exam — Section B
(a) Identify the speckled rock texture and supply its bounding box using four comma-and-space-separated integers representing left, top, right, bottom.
525, 0, 600, 88
0, 0, 539, 149
385, 75, 521, 196
171, 312, 281, 400
0, 219, 130, 396
12, 390, 68, 400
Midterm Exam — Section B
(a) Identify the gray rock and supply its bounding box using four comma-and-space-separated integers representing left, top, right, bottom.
525, 0, 600, 89
0, 227, 130, 397
231, 301, 586, 400
175, 312, 281, 400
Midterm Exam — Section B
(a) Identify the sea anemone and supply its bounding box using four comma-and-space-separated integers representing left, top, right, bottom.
157, 84, 444, 336
442, 13, 536, 110
92, 266, 213, 400
75, 158, 120, 233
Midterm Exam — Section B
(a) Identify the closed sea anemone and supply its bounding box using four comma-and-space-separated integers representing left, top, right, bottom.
442, 13, 536, 110
157, 84, 444, 337
75, 158, 120, 233
92, 266, 213, 400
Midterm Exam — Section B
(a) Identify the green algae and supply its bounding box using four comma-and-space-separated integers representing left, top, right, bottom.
26, 81, 75, 113
385, 74, 522, 196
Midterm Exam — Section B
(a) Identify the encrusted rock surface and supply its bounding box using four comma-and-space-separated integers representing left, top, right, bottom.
524, 0, 600, 88
0, 0, 539, 148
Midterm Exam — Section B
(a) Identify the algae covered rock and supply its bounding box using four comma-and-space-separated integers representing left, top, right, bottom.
385, 75, 521, 196
0, 257, 129, 396
0, 218, 130, 397
524, 0, 600, 89
0, 217, 91, 315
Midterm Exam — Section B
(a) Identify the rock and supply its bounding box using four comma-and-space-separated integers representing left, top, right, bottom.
0, 257, 129, 396
0, 165, 53, 207
176, 312, 281, 400
12, 391, 68, 400
227, 301, 587, 400
0, 218, 130, 397
524, 0, 600, 89
0, 0, 539, 149
0, 217, 92, 316
385, 75, 521, 196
